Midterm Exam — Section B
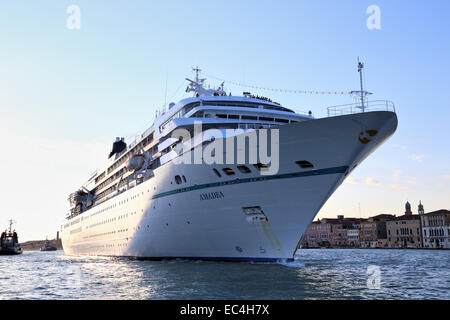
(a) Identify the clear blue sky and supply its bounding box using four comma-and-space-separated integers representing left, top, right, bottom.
1, 0, 449, 240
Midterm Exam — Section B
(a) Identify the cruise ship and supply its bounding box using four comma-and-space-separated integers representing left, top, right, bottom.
61, 65, 398, 262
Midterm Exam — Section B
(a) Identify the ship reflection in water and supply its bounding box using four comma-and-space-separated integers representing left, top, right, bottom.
0, 249, 448, 300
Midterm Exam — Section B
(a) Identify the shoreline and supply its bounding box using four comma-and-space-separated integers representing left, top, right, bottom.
19, 239, 63, 251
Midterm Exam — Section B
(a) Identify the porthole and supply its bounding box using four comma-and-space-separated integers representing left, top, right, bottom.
296, 160, 314, 169
237, 165, 251, 174
253, 163, 268, 171
222, 168, 235, 176
175, 175, 182, 184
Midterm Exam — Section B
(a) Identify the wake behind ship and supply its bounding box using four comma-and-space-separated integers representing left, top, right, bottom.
61, 65, 397, 262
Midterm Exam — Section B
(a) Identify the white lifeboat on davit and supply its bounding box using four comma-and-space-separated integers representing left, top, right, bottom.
127, 154, 145, 172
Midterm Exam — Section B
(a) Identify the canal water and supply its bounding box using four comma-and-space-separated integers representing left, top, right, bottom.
0, 249, 448, 299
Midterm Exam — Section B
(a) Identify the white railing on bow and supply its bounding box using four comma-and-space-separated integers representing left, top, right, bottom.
327, 100, 395, 117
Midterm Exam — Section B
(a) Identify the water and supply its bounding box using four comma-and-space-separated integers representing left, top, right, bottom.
0, 249, 448, 300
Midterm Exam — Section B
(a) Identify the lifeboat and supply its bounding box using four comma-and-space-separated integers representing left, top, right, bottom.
68, 190, 88, 205
127, 154, 145, 172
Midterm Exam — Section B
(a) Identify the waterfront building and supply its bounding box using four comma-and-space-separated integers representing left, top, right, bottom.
420, 206, 450, 249
329, 216, 349, 247
301, 216, 361, 248
301, 218, 334, 248
301, 220, 322, 248
359, 214, 395, 248
346, 229, 360, 247
386, 202, 422, 248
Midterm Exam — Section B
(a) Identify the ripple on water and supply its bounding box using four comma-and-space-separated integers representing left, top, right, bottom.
0, 249, 449, 299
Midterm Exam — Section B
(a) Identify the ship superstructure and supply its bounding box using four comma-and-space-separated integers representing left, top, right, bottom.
61, 65, 397, 261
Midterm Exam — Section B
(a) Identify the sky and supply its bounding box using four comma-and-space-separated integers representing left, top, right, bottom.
0, 0, 449, 241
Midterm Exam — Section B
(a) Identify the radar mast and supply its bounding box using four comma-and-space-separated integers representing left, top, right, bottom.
350, 59, 372, 112
185, 67, 226, 97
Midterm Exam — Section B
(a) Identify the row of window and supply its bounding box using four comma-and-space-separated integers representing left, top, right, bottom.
186, 100, 294, 113
388, 228, 419, 236
211, 160, 315, 178
191, 111, 296, 124
388, 237, 420, 243
87, 190, 148, 225
70, 227, 82, 235
85, 230, 116, 239
424, 229, 448, 237
158, 99, 297, 132
425, 218, 446, 227
212, 165, 253, 178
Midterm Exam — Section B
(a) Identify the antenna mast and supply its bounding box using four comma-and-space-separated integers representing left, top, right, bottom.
350, 58, 372, 112
193, 66, 201, 85
358, 59, 365, 112
8, 219, 15, 233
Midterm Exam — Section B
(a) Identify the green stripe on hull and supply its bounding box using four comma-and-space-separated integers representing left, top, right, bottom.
151, 165, 349, 200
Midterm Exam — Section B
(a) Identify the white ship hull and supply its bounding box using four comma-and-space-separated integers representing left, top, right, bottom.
62, 111, 397, 261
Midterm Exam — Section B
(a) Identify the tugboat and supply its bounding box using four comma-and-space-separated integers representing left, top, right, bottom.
0, 220, 23, 255
40, 237, 57, 251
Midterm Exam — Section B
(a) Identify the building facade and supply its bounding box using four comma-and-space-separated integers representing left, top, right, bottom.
359, 214, 395, 248
386, 202, 422, 248
346, 229, 360, 247
301, 216, 361, 248
421, 208, 450, 249
300, 202, 448, 250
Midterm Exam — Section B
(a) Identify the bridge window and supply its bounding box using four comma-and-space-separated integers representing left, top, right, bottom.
192, 111, 204, 117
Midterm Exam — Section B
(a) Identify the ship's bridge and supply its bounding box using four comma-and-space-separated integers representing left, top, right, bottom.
154, 72, 313, 141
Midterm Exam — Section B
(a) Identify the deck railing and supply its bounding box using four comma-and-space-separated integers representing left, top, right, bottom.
327, 100, 395, 117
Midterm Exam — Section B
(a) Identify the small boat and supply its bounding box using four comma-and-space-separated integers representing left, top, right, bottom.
0, 220, 23, 255
40, 238, 57, 251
